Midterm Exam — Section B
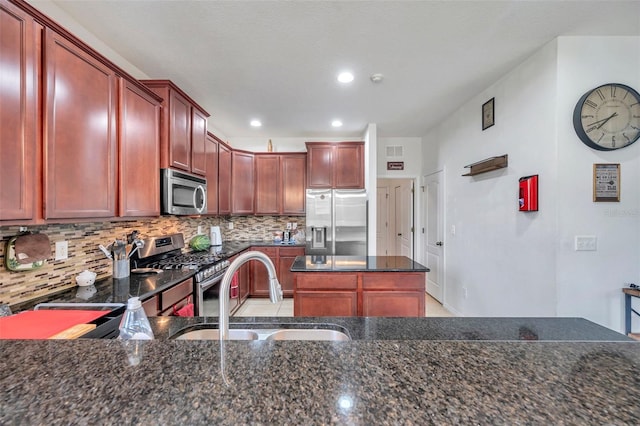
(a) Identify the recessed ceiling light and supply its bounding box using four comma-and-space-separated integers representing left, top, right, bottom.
331, 120, 343, 127
250, 119, 262, 127
337, 72, 354, 83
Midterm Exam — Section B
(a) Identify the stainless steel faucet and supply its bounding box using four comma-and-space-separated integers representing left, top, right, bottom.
218, 250, 283, 340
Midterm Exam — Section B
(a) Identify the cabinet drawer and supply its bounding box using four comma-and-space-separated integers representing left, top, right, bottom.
279, 247, 304, 256
252, 246, 277, 256
362, 273, 424, 291
160, 279, 193, 311
142, 295, 158, 317
295, 273, 357, 290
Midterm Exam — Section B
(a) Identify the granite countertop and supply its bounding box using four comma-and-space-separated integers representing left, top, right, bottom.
0, 316, 637, 424
9, 269, 195, 313
10, 240, 301, 312
291, 255, 429, 272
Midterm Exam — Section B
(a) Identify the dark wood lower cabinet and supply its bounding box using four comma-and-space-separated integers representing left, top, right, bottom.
248, 246, 304, 298
294, 291, 357, 317
294, 271, 425, 317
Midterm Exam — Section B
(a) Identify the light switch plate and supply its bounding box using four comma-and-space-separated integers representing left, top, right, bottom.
575, 235, 597, 251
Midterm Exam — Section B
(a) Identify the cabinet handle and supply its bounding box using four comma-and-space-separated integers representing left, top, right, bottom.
435, 241, 443, 246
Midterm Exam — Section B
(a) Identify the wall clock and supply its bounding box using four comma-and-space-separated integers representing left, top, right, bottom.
573, 83, 640, 151
482, 97, 494, 130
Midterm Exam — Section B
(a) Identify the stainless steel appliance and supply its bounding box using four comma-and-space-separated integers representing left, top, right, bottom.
161, 168, 207, 215
133, 233, 232, 316
305, 189, 368, 256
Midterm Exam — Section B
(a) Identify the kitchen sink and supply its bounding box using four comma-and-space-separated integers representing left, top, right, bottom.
264, 329, 350, 341
174, 329, 259, 340
171, 323, 351, 341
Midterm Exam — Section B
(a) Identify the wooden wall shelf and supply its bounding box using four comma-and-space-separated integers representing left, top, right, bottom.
462, 154, 508, 176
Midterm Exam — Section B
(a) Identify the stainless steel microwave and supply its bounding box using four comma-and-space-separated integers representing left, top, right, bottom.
161, 169, 207, 215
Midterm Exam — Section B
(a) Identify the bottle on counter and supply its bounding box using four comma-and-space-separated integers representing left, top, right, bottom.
118, 297, 154, 340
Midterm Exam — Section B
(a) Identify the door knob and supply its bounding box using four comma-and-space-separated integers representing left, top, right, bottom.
397, 233, 402, 236
435, 241, 443, 246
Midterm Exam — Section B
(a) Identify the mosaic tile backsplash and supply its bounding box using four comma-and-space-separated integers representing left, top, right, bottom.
0, 215, 304, 307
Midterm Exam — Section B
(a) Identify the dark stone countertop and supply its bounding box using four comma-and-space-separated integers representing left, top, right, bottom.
9, 269, 196, 312
0, 315, 638, 425
10, 240, 301, 312
291, 255, 429, 272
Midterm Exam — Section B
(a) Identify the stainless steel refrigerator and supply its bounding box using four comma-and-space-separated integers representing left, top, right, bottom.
305, 189, 368, 256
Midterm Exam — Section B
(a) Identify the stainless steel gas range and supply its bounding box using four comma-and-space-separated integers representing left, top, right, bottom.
133, 233, 231, 316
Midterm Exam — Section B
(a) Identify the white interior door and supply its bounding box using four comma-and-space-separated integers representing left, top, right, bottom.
376, 186, 389, 255
395, 181, 413, 259
424, 171, 444, 302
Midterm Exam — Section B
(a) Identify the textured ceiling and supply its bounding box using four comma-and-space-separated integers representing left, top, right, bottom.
39, 0, 640, 139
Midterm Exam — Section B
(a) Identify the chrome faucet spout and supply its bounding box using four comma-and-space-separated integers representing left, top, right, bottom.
219, 251, 282, 340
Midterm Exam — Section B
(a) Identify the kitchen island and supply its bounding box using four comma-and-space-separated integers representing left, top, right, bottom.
0, 316, 638, 424
291, 255, 429, 317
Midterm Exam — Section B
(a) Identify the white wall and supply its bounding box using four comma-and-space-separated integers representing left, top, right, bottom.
555, 37, 640, 332
423, 40, 560, 318
377, 137, 422, 178
423, 36, 640, 332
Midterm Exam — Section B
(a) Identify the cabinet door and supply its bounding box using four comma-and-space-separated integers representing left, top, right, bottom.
119, 79, 160, 217
281, 154, 306, 215
44, 28, 117, 219
294, 291, 357, 317
190, 108, 207, 176
255, 155, 280, 215
362, 291, 424, 317
334, 143, 364, 189
231, 151, 254, 214
250, 247, 278, 297
218, 142, 231, 215
168, 89, 191, 171
0, 1, 37, 221
278, 247, 304, 297
306, 144, 333, 188
205, 134, 219, 215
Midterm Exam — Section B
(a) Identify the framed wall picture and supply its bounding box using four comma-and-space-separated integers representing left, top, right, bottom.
593, 163, 620, 202
482, 97, 495, 130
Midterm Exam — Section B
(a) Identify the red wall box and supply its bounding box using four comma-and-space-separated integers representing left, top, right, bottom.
519, 175, 538, 211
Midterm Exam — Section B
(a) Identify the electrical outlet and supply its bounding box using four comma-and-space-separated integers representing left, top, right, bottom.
451, 225, 456, 236
55, 241, 68, 260
292, 223, 297, 230
286, 222, 292, 230
197, 225, 202, 235
228, 222, 234, 230
575, 235, 597, 251
462, 286, 468, 299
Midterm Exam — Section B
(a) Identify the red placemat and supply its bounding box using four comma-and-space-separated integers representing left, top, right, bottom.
0, 310, 108, 339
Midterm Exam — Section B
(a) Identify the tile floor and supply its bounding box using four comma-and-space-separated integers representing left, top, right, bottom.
233, 293, 453, 317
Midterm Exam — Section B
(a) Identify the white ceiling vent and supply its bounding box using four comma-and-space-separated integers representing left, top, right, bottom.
386, 146, 403, 158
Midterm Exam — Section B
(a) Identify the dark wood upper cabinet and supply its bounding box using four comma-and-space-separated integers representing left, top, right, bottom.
190, 108, 208, 176
118, 79, 161, 217
305, 142, 364, 189
231, 150, 254, 214
205, 133, 220, 215
254, 153, 306, 216
0, 0, 37, 222
255, 154, 281, 215
306, 144, 334, 188
141, 80, 209, 176
218, 141, 232, 215
43, 28, 117, 219
334, 143, 364, 188
280, 154, 306, 215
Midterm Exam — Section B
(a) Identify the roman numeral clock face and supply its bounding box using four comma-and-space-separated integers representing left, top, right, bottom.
573, 83, 640, 151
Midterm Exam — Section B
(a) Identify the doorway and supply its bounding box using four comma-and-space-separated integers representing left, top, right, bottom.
423, 170, 444, 303
376, 178, 414, 258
